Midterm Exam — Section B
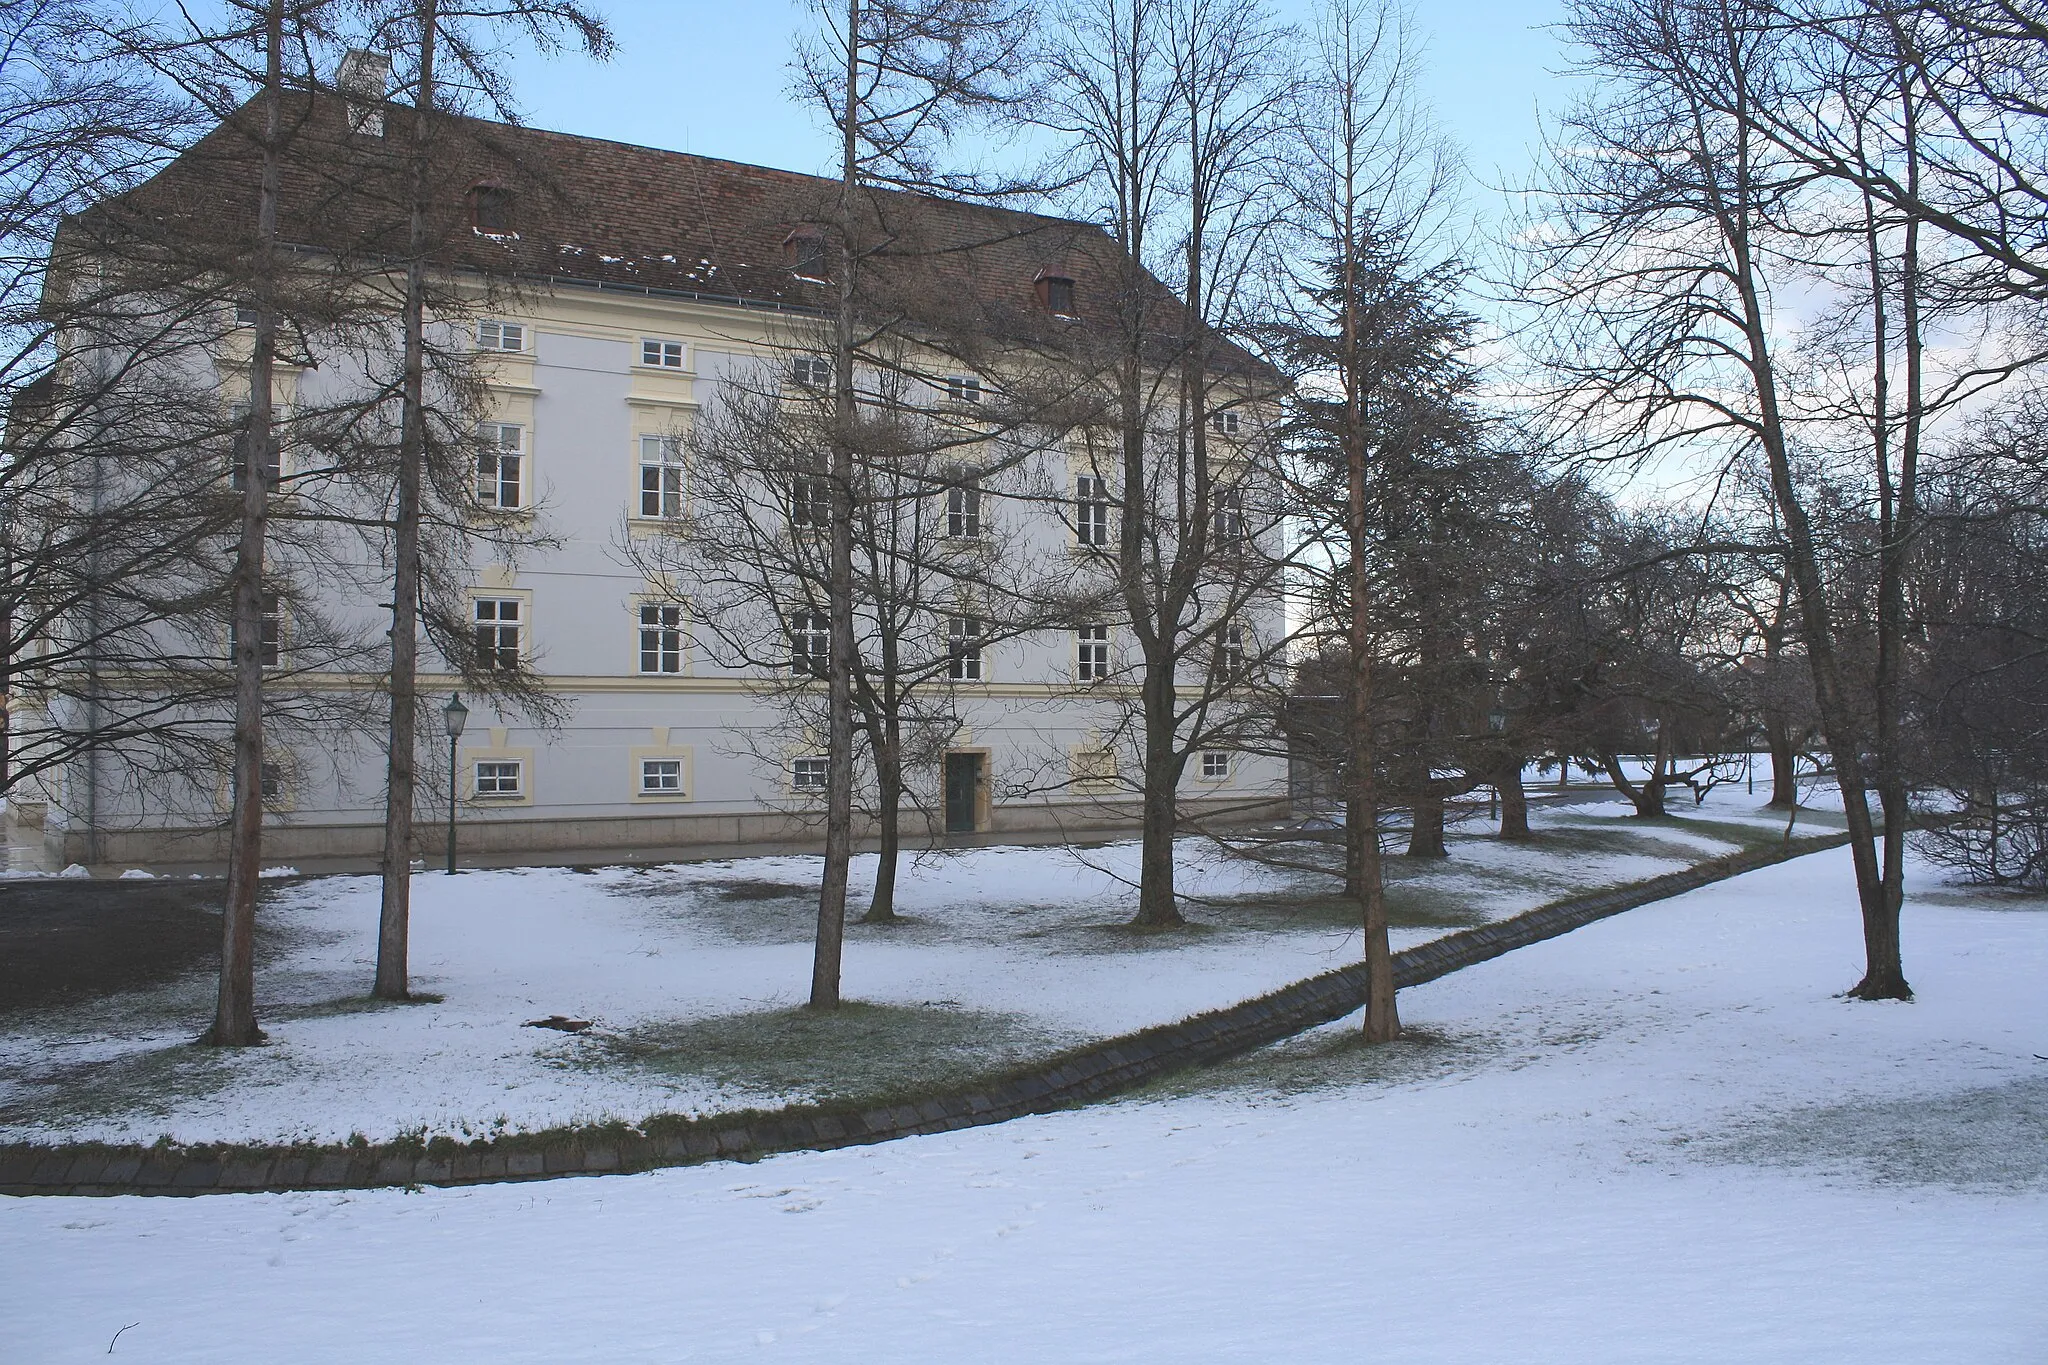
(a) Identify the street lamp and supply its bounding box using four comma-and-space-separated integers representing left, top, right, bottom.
443, 692, 468, 874
1487, 705, 1507, 821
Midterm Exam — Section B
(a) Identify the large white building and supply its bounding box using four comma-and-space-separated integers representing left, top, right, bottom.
22, 88, 1287, 867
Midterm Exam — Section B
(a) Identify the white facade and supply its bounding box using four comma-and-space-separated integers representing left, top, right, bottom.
34, 275, 1288, 866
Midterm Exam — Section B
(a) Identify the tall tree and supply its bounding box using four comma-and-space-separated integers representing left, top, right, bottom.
363, 0, 609, 1001
790, 0, 1034, 1003
1035, 0, 1295, 927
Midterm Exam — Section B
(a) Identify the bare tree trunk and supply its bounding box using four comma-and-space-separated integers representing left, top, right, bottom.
1498, 762, 1529, 838
810, 0, 862, 1009
1405, 786, 1447, 857
376, 0, 438, 1001
209, 0, 286, 1047
1132, 666, 1185, 925
861, 714, 900, 923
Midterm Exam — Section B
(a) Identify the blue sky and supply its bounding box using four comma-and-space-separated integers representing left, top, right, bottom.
502, 1, 1579, 214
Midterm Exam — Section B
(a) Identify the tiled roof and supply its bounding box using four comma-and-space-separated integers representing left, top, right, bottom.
78, 92, 1268, 375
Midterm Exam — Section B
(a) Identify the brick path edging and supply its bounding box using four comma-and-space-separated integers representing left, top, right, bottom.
0, 832, 1849, 1198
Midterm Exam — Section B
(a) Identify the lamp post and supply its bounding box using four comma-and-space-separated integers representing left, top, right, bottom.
443, 692, 468, 874
1487, 706, 1507, 821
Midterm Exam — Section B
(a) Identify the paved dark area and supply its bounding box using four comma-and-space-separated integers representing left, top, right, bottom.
0, 879, 227, 1014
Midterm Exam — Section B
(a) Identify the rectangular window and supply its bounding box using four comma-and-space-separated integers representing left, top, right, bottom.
946, 481, 982, 539
474, 597, 521, 671
640, 758, 684, 795
791, 471, 832, 529
1212, 487, 1245, 548
790, 355, 830, 389
259, 760, 286, 800
474, 759, 523, 797
948, 615, 983, 681
1209, 409, 1240, 436
227, 401, 283, 490
227, 593, 283, 668
792, 755, 829, 790
1076, 474, 1112, 547
1221, 623, 1247, 675
1076, 623, 1110, 681
1201, 750, 1231, 781
641, 338, 685, 368
476, 423, 524, 509
234, 303, 261, 328
476, 320, 524, 352
638, 435, 685, 519
789, 609, 829, 676
790, 235, 829, 282
946, 375, 982, 404
639, 603, 683, 674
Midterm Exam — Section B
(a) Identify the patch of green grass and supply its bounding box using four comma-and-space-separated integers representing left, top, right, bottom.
1144, 1022, 1485, 1102
592, 1001, 1081, 1105
267, 990, 446, 1020
0, 1038, 256, 1136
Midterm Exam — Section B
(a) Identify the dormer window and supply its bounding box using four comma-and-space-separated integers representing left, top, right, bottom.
785, 227, 829, 282
1036, 272, 1076, 317
470, 183, 515, 237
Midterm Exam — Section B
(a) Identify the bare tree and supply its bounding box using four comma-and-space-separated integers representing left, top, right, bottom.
358, 0, 610, 1001
1513, 0, 1989, 999
1033, 0, 1296, 927
785, 0, 1037, 1004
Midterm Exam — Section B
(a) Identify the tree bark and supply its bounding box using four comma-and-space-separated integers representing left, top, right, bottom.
810, 0, 861, 1009
861, 715, 900, 923
1498, 763, 1529, 838
1405, 787, 1447, 858
376, 0, 438, 1002
209, 0, 286, 1047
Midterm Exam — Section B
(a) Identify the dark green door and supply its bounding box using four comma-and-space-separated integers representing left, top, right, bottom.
944, 752, 983, 833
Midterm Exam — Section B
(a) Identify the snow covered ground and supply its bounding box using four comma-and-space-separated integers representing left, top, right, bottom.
0, 790, 1797, 1146
3, 843, 2041, 1363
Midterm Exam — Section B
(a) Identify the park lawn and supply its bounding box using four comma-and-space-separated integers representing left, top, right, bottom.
2, 785, 1797, 1147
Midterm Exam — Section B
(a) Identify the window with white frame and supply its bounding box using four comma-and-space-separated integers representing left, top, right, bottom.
791, 755, 829, 790
638, 435, 686, 519
790, 470, 832, 529
641, 338, 684, 368
790, 354, 831, 389
948, 614, 983, 681
789, 609, 829, 676
945, 374, 982, 404
226, 401, 283, 490
1212, 486, 1245, 547
1220, 622, 1247, 675
1201, 750, 1231, 781
1209, 409, 1240, 436
476, 319, 524, 352
640, 757, 685, 795
476, 422, 524, 509
473, 597, 521, 670
638, 603, 683, 674
1076, 623, 1110, 681
474, 759, 523, 797
259, 760, 287, 801
945, 480, 982, 539
227, 592, 283, 668
1075, 474, 1112, 547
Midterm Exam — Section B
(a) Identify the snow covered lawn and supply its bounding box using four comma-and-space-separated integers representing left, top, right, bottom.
3, 844, 2040, 1363
2, 789, 1820, 1146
